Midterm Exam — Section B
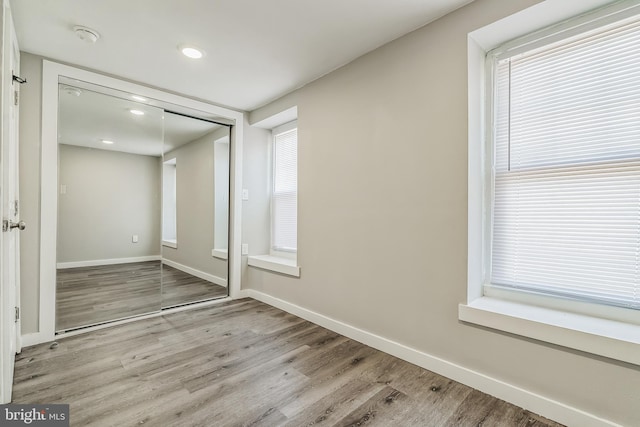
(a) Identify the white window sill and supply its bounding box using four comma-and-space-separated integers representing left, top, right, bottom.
248, 255, 300, 277
212, 248, 228, 260
459, 297, 639, 366
162, 240, 177, 249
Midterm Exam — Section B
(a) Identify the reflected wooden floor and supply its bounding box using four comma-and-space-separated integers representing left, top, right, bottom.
56, 261, 227, 331
17, 299, 564, 427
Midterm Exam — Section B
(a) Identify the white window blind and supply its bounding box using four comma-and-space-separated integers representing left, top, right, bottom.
490, 15, 640, 310
272, 127, 297, 252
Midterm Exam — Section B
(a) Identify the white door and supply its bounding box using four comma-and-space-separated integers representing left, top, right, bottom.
0, 0, 21, 404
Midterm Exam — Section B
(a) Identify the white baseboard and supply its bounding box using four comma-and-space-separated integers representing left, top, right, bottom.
246, 289, 619, 427
162, 258, 227, 287
21, 332, 50, 348
57, 255, 161, 269
233, 288, 251, 299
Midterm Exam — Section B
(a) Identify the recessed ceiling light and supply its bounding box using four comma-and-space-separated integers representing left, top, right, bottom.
179, 45, 205, 59
131, 95, 147, 102
129, 109, 145, 116
101, 139, 114, 145
73, 25, 100, 44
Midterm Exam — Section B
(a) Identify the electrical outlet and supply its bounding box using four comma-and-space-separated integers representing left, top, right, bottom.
241, 243, 249, 255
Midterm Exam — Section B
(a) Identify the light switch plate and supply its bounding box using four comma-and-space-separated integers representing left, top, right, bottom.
241, 243, 249, 255
132, 235, 139, 243
242, 189, 249, 201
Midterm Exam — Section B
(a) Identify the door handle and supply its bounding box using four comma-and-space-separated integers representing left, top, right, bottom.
2, 220, 26, 232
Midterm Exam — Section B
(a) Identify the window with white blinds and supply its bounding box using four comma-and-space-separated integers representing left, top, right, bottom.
490, 13, 640, 310
272, 126, 297, 252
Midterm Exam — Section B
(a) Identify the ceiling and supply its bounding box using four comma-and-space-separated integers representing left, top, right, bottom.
58, 82, 224, 157
11, 0, 473, 112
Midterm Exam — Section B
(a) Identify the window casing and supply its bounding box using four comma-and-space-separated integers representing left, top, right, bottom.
162, 158, 177, 247
271, 121, 297, 256
463, 0, 640, 368
485, 4, 640, 316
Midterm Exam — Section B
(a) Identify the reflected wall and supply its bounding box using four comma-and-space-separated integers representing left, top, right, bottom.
55, 81, 230, 331
161, 113, 230, 308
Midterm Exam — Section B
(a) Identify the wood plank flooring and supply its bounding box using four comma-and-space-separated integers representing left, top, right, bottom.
16, 298, 564, 427
56, 261, 227, 331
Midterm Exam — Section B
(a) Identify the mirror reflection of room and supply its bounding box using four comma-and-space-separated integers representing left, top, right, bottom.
55, 84, 164, 331
55, 82, 230, 332
160, 112, 230, 308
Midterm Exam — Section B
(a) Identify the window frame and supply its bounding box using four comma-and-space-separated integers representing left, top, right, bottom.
162, 157, 177, 248
270, 120, 298, 259
461, 0, 640, 366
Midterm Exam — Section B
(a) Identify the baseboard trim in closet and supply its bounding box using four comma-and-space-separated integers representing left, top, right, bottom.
57, 255, 161, 269
162, 259, 227, 287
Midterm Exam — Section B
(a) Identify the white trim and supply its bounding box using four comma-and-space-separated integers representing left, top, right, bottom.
39, 61, 59, 342
38, 60, 244, 346
20, 332, 48, 348
212, 248, 228, 260
228, 116, 243, 299
248, 255, 300, 277
162, 258, 227, 287
56, 255, 161, 269
269, 249, 296, 261
247, 290, 620, 427
162, 240, 177, 249
272, 120, 297, 135
459, 298, 639, 366
465, 0, 640, 366
491, 0, 640, 61
251, 106, 298, 130
468, 0, 616, 51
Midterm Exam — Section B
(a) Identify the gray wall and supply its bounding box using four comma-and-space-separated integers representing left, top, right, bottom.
19, 52, 42, 334
18, 2, 640, 424
242, 0, 640, 425
240, 119, 271, 267
57, 144, 161, 263
163, 132, 227, 280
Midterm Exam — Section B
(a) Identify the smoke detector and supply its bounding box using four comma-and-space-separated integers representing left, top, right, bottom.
73, 26, 100, 43
63, 86, 82, 97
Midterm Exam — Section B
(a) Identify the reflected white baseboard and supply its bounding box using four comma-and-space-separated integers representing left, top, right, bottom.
162, 258, 227, 287
57, 255, 161, 269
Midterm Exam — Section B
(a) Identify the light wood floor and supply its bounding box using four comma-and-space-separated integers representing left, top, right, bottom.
16, 298, 563, 427
56, 261, 227, 331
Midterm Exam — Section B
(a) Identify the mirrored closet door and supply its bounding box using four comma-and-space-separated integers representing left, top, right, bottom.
160, 112, 230, 308
55, 79, 230, 332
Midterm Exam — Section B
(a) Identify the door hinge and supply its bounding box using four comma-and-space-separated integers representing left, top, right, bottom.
15, 307, 19, 322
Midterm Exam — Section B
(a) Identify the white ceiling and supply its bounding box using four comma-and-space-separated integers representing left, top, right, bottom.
58, 83, 224, 157
11, 0, 473, 112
